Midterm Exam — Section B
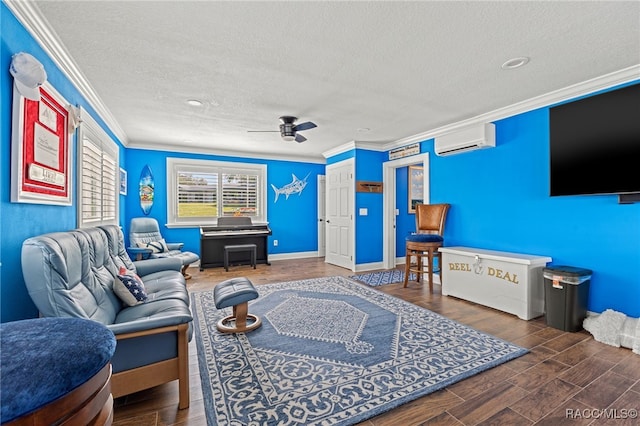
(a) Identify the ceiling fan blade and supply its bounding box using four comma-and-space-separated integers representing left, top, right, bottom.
293, 121, 317, 132
294, 133, 307, 143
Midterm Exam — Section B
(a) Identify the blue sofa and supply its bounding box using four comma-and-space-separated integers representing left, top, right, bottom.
21, 224, 193, 409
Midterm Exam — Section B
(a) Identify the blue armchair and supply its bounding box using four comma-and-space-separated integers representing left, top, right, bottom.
129, 217, 200, 279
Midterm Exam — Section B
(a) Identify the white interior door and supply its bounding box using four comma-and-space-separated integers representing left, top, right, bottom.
325, 159, 354, 270
317, 175, 326, 257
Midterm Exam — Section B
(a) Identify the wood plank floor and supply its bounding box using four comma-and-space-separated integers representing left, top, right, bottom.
113, 258, 639, 425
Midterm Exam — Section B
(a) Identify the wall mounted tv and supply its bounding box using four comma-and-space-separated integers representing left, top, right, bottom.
549, 83, 640, 200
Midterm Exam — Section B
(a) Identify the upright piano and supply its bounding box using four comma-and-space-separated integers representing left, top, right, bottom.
199, 217, 272, 270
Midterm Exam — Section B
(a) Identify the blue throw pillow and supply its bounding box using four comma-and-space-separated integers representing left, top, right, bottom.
115, 268, 148, 306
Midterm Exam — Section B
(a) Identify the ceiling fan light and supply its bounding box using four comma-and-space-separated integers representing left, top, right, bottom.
282, 135, 295, 141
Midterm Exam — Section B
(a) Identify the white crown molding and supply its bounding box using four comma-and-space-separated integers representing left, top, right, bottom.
322, 140, 388, 159
385, 65, 640, 150
128, 141, 326, 164
5, 0, 129, 145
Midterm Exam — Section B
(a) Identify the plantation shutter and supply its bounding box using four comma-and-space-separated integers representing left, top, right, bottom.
77, 108, 119, 228
167, 158, 265, 224
221, 173, 259, 217
177, 171, 218, 217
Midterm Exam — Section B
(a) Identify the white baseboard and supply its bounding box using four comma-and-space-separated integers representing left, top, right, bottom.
353, 262, 385, 273
269, 251, 319, 261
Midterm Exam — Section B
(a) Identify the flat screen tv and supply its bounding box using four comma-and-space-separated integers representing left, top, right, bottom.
549, 83, 640, 197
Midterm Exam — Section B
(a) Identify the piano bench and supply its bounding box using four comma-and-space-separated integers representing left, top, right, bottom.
224, 243, 257, 272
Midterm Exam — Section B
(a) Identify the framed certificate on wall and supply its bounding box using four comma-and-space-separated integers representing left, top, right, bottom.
11, 83, 73, 205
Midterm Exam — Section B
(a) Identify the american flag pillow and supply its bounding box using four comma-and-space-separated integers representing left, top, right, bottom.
114, 268, 148, 306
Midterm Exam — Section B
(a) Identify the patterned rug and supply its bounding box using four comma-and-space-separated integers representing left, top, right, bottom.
349, 269, 416, 286
192, 276, 527, 425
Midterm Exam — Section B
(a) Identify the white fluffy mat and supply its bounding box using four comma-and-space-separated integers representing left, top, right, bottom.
583, 309, 640, 354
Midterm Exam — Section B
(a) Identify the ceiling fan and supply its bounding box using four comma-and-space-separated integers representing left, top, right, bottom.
248, 116, 317, 143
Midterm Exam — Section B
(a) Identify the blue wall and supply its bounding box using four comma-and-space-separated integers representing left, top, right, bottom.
423, 107, 639, 317
354, 149, 385, 264
1, 4, 126, 321
124, 149, 324, 256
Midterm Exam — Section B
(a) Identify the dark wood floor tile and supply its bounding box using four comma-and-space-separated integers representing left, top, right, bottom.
508, 359, 571, 390
533, 326, 566, 342
572, 371, 636, 409
558, 356, 615, 388
541, 332, 589, 353
447, 381, 529, 425
476, 407, 533, 425
594, 344, 633, 363
596, 390, 640, 426
112, 412, 158, 426
418, 411, 464, 425
512, 333, 549, 349
535, 398, 596, 425
611, 352, 640, 381
510, 378, 580, 422
506, 345, 558, 372
551, 339, 607, 366
364, 389, 463, 426
446, 363, 518, 400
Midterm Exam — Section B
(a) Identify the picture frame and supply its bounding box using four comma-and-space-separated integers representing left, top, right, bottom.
119, 168, 127, 195
408, 165, 424, 213
11, 83, 73, 206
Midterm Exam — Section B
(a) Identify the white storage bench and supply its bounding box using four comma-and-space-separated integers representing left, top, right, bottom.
439, 246, 552, 320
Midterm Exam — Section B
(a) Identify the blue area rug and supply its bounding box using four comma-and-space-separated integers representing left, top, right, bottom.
192, 276, 527, 425
349, 269, 416, 286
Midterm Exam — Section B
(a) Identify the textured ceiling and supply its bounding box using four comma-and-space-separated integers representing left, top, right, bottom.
23, 1, 640, 161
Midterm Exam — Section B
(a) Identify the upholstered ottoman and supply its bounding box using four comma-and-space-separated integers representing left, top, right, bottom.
0, 317, 116, 425
213, 277, 262, 333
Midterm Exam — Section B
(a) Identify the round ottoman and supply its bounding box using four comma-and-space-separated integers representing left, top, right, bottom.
213, 277, 262, 333
0, 317, 116, 425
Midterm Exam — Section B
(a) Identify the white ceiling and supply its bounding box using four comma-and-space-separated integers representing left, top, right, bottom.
13, 1, 640, 162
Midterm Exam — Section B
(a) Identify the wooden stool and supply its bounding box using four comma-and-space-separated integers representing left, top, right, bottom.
223, 244, 257, 272
213, 277, 262, 333
404, 237, 443, 292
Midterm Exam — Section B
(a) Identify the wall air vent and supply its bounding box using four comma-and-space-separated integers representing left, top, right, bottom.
434, 123, 496, 156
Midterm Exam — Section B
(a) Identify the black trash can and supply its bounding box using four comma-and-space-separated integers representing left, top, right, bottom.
543, 266, 592, 332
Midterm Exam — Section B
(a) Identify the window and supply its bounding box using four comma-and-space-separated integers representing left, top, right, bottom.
167, 158, 267, 226
77, 107, 119, 228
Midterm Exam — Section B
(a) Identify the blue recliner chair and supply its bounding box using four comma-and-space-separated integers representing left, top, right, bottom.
129, 217, 200, 279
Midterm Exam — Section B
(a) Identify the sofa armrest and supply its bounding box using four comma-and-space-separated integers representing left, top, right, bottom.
108, 312, 192, 336
166, 242, 184, 251
134, 257, 182, 275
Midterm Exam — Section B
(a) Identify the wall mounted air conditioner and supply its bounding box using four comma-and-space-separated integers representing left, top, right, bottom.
434, 123, 495, 156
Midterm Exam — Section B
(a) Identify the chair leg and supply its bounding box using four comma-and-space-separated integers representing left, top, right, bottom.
416, 254, 423, 283
427, 249, 434, 293
181, 264, 192, 280
404, 250, 411, 288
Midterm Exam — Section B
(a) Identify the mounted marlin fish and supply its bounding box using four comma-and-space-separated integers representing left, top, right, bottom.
271, 172, 310, 202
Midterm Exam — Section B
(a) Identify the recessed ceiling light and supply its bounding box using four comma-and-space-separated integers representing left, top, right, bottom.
357, 127, 371, 133
186, 99, 203, 106
501, 56, 530, 70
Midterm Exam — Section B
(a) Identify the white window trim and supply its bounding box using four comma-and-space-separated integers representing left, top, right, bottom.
167, 157, 267, 228
76, 107, 119, 228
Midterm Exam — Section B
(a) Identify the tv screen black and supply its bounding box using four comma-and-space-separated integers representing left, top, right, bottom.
549, 83, 640, 196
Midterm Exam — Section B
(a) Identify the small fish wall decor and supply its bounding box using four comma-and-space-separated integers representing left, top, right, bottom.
271, 172, 310, 202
